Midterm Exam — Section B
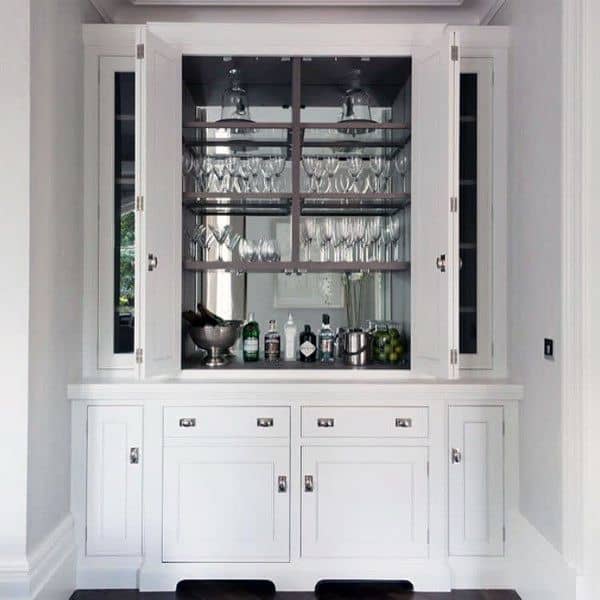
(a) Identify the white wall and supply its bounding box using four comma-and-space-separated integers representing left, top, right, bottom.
103, 0, 495, 24
491, 0, 563, 551
26, 0, 102, 553
0, 0, 31, 571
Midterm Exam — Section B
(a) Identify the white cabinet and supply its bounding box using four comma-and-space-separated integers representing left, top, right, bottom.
163, 445, 290, 562
301, 446, 429, 558
449, 405, 504, 556
86, 406, 143, 556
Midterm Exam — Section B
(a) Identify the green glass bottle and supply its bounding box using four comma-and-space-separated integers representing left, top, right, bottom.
242, 312, 260, 362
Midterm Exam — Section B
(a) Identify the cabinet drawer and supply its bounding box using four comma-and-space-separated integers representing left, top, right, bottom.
164, 406, 290, 438
301, 406, 429, 438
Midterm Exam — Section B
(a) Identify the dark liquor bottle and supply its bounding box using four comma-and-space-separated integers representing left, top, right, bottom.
264, 319, 281, 362
242, 312, 260, 362
299, 324, 317, 362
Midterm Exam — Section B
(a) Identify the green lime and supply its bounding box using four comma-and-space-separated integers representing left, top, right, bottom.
384, 344, 392, 354
389, 352, 399, 362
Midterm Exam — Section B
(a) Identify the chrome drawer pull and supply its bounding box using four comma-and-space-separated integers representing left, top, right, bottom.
304, 475, 314, 492
395, 418, 413, 428
129, 447, 140, 464
179, 418, 196, 428
278, 475, 288, 493
257, 417, 274, 428
317, 418, 334, 428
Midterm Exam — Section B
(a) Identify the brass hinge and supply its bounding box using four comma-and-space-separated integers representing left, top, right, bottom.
136, 195, 144, 212
450, 196, 458, 213
450, 348, 458, 365
451, 45, 459, 62
135, 348, 143, 364
136, 43, 144, 60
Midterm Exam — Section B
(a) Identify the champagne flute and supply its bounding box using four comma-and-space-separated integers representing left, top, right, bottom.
208, 223, 231, 261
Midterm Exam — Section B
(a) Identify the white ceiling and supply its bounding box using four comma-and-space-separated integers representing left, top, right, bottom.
89, 0, 504, 25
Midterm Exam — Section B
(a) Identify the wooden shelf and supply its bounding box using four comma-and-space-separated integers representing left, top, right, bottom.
183, 260, 410, 273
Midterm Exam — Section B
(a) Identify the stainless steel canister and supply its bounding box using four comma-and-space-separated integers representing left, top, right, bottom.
341, 329, 372, 366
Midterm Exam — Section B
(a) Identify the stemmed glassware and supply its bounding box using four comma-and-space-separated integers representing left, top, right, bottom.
348, 157, 363, 193
185, 224, 214, 261
301, 218, 318, 261
395, 151, 410, 193
208, 223, 231, 261
319, 218, 335, 262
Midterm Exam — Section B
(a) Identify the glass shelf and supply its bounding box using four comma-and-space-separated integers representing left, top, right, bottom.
183, 259, 410, 273
183, 192, 292, 216
301, 194, 409, 216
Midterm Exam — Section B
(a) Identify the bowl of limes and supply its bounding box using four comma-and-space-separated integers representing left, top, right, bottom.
373, 325, 405, 364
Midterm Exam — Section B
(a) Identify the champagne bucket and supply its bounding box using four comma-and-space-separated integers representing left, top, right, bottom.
340, 329, 372, 366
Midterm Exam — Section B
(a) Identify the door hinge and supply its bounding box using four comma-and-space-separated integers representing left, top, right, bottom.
503, 525, 506, 542
426, 461, 430, 477
502, 420, 506, 436
135, 348, 143, 364
135, 195, 144, 212
136, 43, 144, 59
451, 45, 459, 62
450, 196, 458, 213
450, 348, 458, 365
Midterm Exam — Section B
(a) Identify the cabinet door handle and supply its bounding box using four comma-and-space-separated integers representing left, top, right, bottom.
436, 253, 446, 272
278, 475, 288, 493
317, 418, 334, 428
304, 475, 314, 492
148, 253, 159, 272
257, 417, 274, 428
451, 448, 462, 464
395, 417, 413, 428
179, 418, 196, 428
130, 447, 140, 464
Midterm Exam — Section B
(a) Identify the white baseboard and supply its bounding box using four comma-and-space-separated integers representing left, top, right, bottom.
511, 513, 577, 600
0, 515, 75, 600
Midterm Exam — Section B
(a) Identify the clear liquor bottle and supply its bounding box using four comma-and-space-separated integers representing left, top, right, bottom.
318, 313, 335, 363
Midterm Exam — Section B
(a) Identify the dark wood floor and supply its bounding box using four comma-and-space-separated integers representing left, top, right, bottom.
71, 590, 521, 600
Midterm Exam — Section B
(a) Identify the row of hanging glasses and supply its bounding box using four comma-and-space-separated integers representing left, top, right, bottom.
302, 148, 411, 194
184, 223, 281, 263
301, 215, 409, 262
183, 149, 288, 194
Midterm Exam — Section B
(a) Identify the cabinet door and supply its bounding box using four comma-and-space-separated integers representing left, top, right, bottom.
135, 27, 182, 377
86, 406, 143, 556
301, 446, 429, 558
411, 33, 460, 378
163, 445, 290, 562
449, 406, 504, 556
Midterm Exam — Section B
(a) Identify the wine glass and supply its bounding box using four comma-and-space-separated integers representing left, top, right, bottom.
353, 218, 367, 262
336, 218, 351, 261
324, 157, 340, 193
224, 156, 241, 193
260, 158, 275, 193
237, 159, 251, 193
248, 157, 262, 192
301, 218, 317, 261
386, 216, 402, 260
395, 151, 410, 193
189, 224, 214, 261
369, 157, 385, 193
212, 159, 227, 193
182, 148, 195, 176
208, 223, 231, 261
335, 169, 352, 194
238, 238, 259, 263
225, 230, 242, 259
319, 218, 335, 262
366, 217, 383, 262
302, 156, 317, 192
312, 159, 329, 193
271, 156, 286, 193
348, 156, 363, 193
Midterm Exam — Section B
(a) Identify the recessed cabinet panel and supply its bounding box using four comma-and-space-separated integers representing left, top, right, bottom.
136, 29, 182, 377
163, 445, 290, 562
449, 406, 504, 556
86, 406, 142, 556
301, 446, 428, 558
411, 34, 460, 378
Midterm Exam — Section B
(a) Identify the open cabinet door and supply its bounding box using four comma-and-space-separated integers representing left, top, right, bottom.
135, 27, 182, 378
411, 32, 460, 378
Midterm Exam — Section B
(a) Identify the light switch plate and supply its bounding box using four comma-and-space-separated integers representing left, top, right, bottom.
544, 338, 554, 360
